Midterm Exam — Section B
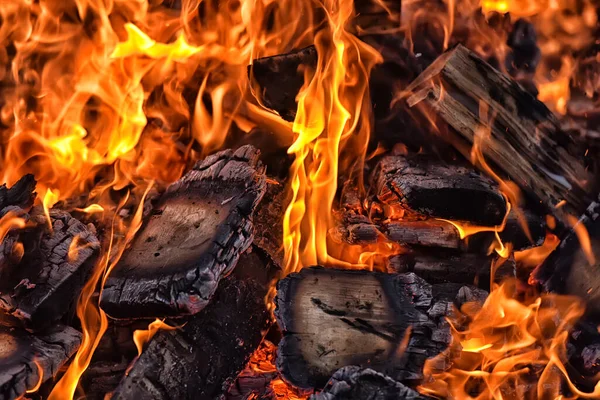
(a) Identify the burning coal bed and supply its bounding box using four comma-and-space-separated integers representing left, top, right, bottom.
1, 0, 600, 399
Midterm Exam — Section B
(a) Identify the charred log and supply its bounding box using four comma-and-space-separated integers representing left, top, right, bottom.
405, 44, 593, 221
0, 175, 36, 212
0, 324, 81, 400
373, 154, 506, 226
310, 366, 429, 400
253, 179, 286, 268
274, 267, 482, 389
110, 249, 275, 400
0, 209, 100, 329
387, 253, 516, 288
101, 145, 266, 318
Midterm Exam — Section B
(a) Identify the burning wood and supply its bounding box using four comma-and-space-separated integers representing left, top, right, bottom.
274, 267, 486, 388
0, 324, 81, 400
101, 145, 266, 318
404, 45, 594, 220
110, 249, 275, 400
0, 204, 100, 328
310, 366, 429, 400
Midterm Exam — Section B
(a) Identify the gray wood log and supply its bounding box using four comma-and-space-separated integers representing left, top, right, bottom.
0, 209, 100, 329
0, 324, 81, 400
274, 267, 485, 389
109, 249, 275, 400
101, 145, 267, 318
404, 44, 594, 221
373, 154, 506, 226
310, 366, 429, 400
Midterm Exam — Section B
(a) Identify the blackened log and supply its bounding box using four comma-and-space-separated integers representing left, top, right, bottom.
80, 361, 130, 400
0, 324, 81, 400
101, 145, 266, 318
405, 44, 593, 221
535, 196, 600, 313
387, 253, 516, 288
0, 209, 100, 329
0, 175, 36, 212
310, 366, 429, 400
373, 154, 506, 226
274, 268, 452, 389
110, 249, 274, 400
253, 179, 286, 268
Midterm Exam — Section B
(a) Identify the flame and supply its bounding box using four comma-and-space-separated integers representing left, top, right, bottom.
133, 319, 177, 356
0, 211, 27, 242
282, 0, 382, 274
42, 188, 59, 230
515, 233, 560, 268
26, 359, 44, 394
567, 215, 596, 266
419, 280, 600, 399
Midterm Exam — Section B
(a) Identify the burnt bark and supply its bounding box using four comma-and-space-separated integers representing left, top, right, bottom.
0, 175, 36, 212
101, 145, 267, 318
405, 44, 593, 221
310, 366, 429, 400
373, 154, 506, 226
274, 267, 484, 389
110, 249, 275, 400
387, 253, 516, 289
0, 209, 100, 329
0, 324, 81, 400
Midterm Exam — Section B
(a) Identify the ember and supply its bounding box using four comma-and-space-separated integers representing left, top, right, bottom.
0, 0, 599, 399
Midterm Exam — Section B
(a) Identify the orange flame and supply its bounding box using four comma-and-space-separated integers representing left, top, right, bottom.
0, 211, 27, 243
133, 319, 178, 356
26, 359, 44, 394
419, 280, 600, 399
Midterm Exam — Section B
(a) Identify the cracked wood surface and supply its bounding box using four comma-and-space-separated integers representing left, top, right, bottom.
0, 324, 81, 400
274, 267, 486, 388
101, 145, 267, 318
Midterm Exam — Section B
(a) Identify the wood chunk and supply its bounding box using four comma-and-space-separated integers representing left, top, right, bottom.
274, 268, 451, 389
101, 145, 267, 318
0, 324, 81, 400
405, 44, 593, 220
110, 249, 274, 400
0, 175, 36, 212
535, 196, 600, 313
253, 179, 286, 268
384, 220, 462, 250
373, 154, 506, 226
0, 209, 100, 329
310, 366, 430, 400
387, 253, 516, 288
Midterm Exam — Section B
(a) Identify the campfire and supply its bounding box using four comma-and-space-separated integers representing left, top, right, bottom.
0, 0, 599, 399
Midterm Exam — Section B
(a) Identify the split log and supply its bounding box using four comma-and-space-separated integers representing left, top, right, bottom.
0, 209, 100, 329
404, 44, 594, 220
373, 154, 506, 226
274, 267, 478, 388
101, 145, 266, 318
110, 248, 275, 400
253, 178, 286, 268
535, 195, 600, 314
310, 366, 429, 400
0, 324, 81, 400
387, 253, 516, 288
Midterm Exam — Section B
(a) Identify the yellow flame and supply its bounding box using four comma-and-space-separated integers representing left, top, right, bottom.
133, 318, 178, 356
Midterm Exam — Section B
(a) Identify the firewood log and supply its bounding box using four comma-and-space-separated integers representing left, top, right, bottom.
253, 179, 286, 268
274, 267, 486, 388
0, 175, 36, 212
310, 366, 430, 400
0, 324, 81, 400
373, 154, 506, 226
387, 253, 516, 288
101, 145, 266, 318
0, 209, 100, 329
109, 249, 275, 400
404, 44, 593, 221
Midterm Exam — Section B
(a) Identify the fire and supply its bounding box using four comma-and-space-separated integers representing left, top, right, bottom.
26, 359, 44, 395
0, 211, 27, 243
419, 280, 600, 399
282, 0, 382, 273
133, 319, 178, 356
